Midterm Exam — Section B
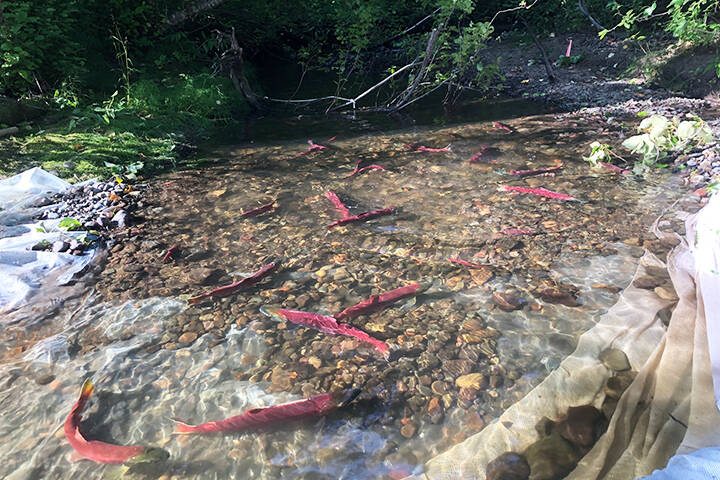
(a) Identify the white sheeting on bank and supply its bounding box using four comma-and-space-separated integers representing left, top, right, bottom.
408, 193, 720, 480
0, 168, 97, 322
692, 194, 720, 412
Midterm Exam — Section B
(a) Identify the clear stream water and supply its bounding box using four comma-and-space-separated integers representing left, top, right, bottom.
0, 99, 685, 480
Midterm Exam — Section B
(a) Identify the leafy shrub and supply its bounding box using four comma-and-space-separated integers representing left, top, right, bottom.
622, 114, 713, 174
584, 114, 713, 175
0, 0, 85, 95
128, 74, 247, 120
583, 141, 613, 166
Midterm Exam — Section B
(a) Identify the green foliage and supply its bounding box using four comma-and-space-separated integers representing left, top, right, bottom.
599, 0, 720, 78
555, 54, 584, 67
6, 131, 175, 180
667, 0, 720, 43
57, 218, 83, 231
453, 22, 495, 68
583, 141, 613, 166
0, 0, 85, 95
128, 74, 246, 122
621, 114, 714, 174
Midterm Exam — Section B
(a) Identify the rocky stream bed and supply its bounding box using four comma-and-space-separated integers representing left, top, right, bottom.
0, 100, 715, 479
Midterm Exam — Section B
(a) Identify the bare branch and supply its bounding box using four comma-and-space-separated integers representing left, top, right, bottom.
264, 95, 354, 105
263, 61, 419, 111
392, 28, 441, 110
488, 0, 541, 26
577, 0, 607, 31
520, 16, 556, 83
393, 80, 448, 112
166, 0, 226, 27
374, 8, 442, 47
329, 61, 420, 111
215, 28, 264, 111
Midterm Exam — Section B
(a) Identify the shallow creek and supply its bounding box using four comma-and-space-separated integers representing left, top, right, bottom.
0, 105, 689, 479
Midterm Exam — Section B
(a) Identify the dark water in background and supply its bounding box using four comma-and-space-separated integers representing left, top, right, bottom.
210, 58, 554, 145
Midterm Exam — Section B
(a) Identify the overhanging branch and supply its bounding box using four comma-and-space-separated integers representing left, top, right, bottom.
578, 0, 607, 31
166, 0, 226, 27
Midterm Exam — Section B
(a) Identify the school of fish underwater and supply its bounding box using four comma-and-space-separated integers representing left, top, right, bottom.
0, 103, 694, 479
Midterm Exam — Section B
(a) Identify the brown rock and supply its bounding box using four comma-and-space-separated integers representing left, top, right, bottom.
632, 276, 663, 289
427, 397, 443, 422
599, 348, 631, 372
458, 386, 479, 402
489, 374, 504, 388
540, 287, 579, 307
444, 359, 474, 377
496, 237, 520, 251
177, 332, 198, 344
524, 432, 580, 480
400, 422, 417, 438
431, 380, 448, 395
460, 317, 497, 344
295, 294, 310, 309
466, 411, 485, 431
557, 405, 604, 448
493, 292, 525, 311
604, 371, 636, 399
456, 373, 488, 390
654, 286, 678, 301
446, 275, 466, 290
592, 283, 621, 293
486, 452, 530, 480
307, 356, 322, 369
185, 267, 222, 286
36, 374, 55, 385
470, 268, 494, 286
269, 366, 297, 392
602, 397, 618, 419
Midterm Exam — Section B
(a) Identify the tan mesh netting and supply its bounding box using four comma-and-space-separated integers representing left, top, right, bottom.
409, 195, 720, 480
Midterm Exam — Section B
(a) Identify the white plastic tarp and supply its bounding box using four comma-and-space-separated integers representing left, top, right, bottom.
0, 167, 70, 225
692, 194, 720, 411
0, 168, 97, 322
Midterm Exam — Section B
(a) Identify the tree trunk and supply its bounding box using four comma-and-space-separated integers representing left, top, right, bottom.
520, 17, 557, 83
217, 28, 264, 111
392, 27, 441, 110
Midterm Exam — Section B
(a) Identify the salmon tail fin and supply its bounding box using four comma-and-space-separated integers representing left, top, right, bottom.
172, 419, 198, 435
187, 295, 204, 305
385, 343, 401, 362
80, 379, 94, 400
339, 388, 361, 407
259, 306, 283, 322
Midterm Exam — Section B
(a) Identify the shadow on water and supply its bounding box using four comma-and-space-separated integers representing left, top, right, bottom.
215, 96, 556, 146
212, 57, 557, 145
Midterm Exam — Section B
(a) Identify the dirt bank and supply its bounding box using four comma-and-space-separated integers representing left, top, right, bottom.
480, 31, 720, 192
481, 31, 717, 109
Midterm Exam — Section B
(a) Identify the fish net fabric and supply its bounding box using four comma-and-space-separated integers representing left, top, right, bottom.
408, 194, 720, 480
